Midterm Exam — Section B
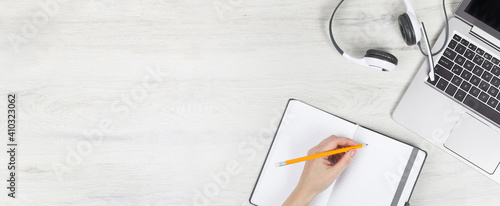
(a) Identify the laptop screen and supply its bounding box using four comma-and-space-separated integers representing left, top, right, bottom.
456, 0, 500, 40
464, 1, 500, 32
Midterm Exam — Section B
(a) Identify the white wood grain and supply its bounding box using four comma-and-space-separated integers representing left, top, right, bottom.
1, 0, 499, 205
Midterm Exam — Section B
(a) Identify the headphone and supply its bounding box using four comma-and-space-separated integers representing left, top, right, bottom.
329, 0, 448, 72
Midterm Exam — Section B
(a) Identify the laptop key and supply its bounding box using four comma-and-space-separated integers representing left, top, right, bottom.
464, 95, 500, 125
438, 57, 454, 70
449, 40, 458, 49
451, 64, 463, 75
492, 66, 500, 76
470, 87, 481, 97
471, 75, 481, 86
468, 43, 477, 51
446, 84, 458, 96
454, 89, 466, 102
455, 44, 467, 55
453, 34, 462, 41
474, 56, 485, 65
477, 48, 485, 55
427, 75, 440, 85
460, 81, 472, 92
461, 70, 472, 81
492, 57, 500, 65
435, 65, 453, 80
483, 60, 493, 71
461, 39, 469, 46
484, 53, 493, 60
436, 79, 448, 91
443, 49, 457, 60
482, 71, 493, 82
479, 80, 490, 92
464, 49, 475, 60
491, 77, 500, 87
472, 65, 484, 76
488, 98, 499, 108
488, 87, 499, 97
464, 60, 474, 71
451, 75, 462, 86
479, 92, 489, 102
455, 55, 466, 66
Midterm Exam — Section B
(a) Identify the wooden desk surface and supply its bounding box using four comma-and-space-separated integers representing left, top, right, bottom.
1, 0, 499, 205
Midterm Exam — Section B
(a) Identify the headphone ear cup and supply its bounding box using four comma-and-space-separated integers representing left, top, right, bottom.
398, 13, 416, 46
364, 49, 398, 65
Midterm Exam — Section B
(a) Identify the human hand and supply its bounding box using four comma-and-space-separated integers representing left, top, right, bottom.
283, 135, 358, 206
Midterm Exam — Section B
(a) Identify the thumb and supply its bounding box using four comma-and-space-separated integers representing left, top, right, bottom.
332, 149, 356, 171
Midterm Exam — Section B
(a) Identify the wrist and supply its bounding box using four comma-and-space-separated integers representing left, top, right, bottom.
283, 183, 318, 206
296, 183, 319, 203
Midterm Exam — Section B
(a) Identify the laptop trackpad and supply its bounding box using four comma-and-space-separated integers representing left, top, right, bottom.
444, 113, 500, 174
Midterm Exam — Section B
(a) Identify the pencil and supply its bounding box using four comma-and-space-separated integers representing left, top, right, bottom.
275, 144, 367, 167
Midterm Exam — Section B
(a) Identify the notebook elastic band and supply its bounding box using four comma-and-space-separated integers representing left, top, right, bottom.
391, 148, 419, 206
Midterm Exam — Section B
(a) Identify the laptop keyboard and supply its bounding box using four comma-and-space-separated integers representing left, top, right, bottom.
427, 34, 500, 125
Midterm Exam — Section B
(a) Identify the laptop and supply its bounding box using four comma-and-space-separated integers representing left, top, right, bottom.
393, 0, 500, 183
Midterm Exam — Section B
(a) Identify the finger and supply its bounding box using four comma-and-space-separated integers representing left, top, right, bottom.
316, 135, 338, 148
318, 136, 358, 152
330, 149, 356, 172
330, 137, 358, 148
328, 153, 343, 165
315, 136, 359, 153
308, 136, 337, 155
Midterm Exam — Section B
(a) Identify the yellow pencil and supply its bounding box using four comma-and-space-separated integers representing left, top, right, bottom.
275, 144, 367, 167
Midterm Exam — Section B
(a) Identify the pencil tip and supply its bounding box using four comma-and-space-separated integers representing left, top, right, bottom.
275, 161, 286, 167
364, 144, 369, 147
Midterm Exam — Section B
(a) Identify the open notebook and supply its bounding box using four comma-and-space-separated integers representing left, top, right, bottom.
250, 100, 426, 206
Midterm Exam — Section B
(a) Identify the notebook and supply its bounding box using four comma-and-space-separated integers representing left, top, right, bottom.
250, 99, 427, 206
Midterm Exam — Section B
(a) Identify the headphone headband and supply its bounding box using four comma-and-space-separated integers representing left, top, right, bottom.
329, 0, 422, 71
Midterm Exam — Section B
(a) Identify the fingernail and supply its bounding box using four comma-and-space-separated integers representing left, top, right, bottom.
350, 149, 357, 157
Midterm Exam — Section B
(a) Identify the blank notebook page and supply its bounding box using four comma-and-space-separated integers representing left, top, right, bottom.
251, 100, 358, 206
326, 127, 414, 206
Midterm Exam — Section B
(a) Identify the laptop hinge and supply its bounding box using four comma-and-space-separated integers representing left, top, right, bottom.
470, 26, 500, 53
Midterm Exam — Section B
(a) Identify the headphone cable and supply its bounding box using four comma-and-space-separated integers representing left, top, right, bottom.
417, 0, 449, 57
329, 0, 345, 54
